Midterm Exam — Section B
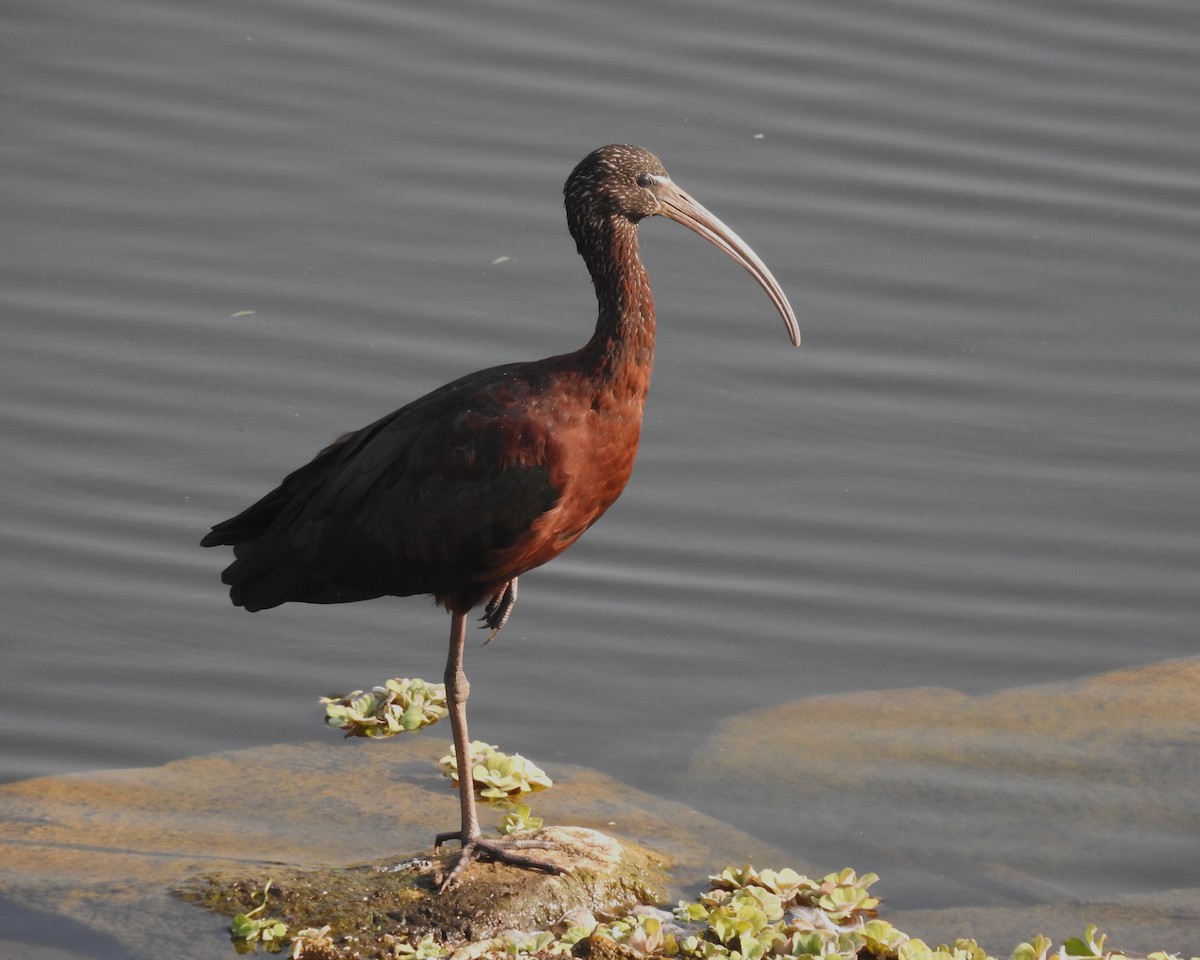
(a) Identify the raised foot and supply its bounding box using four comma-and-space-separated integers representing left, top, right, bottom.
433, 830, 568, 891
480, 579, 517, 642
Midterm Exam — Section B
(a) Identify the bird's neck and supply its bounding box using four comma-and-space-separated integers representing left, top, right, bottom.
577, 217, 656, 387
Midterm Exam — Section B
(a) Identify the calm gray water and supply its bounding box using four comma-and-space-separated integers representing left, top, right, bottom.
3, 0, 1198, 951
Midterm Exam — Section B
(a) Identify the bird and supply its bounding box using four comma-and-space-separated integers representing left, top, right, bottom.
201, 144, 800, 890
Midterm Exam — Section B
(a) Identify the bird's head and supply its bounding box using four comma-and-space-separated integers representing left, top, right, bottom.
565, 144, 800, 346
564, 144, 670, 224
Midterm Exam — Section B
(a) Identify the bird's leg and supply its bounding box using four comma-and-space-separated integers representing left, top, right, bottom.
480, 577, 517, 642
433, 608, 566, 891
437, 610, 481, 846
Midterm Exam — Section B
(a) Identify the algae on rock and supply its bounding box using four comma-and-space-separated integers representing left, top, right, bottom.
175, 826, 668, 952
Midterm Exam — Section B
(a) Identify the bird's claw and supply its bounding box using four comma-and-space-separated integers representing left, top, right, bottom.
480, 578, 517, 642
434, 831, 566, 892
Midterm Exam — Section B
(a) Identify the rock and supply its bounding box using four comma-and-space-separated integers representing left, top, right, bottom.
175, 825, 668, 950
0, 738, 794, 958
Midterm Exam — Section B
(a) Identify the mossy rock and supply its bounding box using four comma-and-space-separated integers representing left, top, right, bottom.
175, 826, 668, 951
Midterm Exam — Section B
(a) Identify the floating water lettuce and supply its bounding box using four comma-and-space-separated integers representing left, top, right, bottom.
438, 741, 553, 798
498, 801, 544, 836
229, 880, 289, 949
212, 862, 1186, 960
320, 678, 447, 738
288, 924, 333, 958
705, 865, 879, 922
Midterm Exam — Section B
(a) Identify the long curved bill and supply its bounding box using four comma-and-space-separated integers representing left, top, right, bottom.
654, 178, 801, 347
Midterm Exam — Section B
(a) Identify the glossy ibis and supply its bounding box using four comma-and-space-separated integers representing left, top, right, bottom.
201, 144, 800, 889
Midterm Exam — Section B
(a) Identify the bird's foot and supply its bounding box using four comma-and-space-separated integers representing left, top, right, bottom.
433, 828, 566, 891
480, 578, 518, 642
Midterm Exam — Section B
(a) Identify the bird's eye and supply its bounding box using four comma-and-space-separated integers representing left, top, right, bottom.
636, 173, 655, 188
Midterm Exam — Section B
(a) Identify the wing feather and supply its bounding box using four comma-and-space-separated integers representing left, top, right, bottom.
202, 365, 562, 611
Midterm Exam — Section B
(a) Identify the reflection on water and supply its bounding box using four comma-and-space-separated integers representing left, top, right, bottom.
2, 0, 1198, 955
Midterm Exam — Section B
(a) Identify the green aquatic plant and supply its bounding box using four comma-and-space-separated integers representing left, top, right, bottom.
812, 868, 880, 922
703, 865, 879, 924
651, 869, 990, 960
1062, 927, 1109, 959
320, 677, 447, 738
229, 880, 289, 950
857, 920, 908, 955
438, 741, 553, 799
200, 859, 1192, 960
893, 939, 989, 960
288, 925, 332, 958
1009, 934, 1054, 960
498, 801, 544, 836
708, 887, 785, 960
390, 934, 450, 959
592, 913, 682, 957
708, 867, 812, 903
